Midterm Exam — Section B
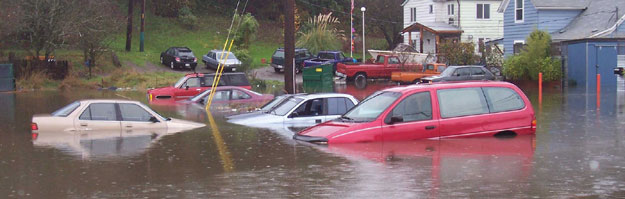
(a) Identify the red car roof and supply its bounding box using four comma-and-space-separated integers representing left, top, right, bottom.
383, 81, 517, 94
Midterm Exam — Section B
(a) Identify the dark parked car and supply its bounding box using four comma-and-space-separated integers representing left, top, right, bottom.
271, 48, 314, 73
303, 51, 353, 73
421, 65, 496, 83
160, 47, 198, 70
202, 50, 241, 72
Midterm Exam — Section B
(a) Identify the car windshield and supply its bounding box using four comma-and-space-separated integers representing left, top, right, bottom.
51, 101, 81, 117
190, 89, 212, 102
260, 95, 288, 112
342, 92, 401, 122
273, 51, 285, 57
271, 97, 303, 116
216, 52, 237, 60
142, 104, 169, 121
174, 76, 187, 88
440, 67, 456, 77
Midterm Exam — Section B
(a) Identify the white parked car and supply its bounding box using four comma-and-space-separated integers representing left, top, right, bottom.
227, 93, 359, 128
31, 99, 205, 133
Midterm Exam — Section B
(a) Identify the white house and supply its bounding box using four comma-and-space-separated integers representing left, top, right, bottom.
401, 0, 504, 54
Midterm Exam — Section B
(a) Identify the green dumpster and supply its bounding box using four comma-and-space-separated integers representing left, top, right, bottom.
303, 64, 334, 93
0, 64, 15, 92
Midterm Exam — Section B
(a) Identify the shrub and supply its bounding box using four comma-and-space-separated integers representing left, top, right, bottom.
233, 49, 252, 73
503, 30, 562, 81
296, 13, 342, 55
178, 6, 197, 29
439, 41, 479, 65
232, 13, 259, 50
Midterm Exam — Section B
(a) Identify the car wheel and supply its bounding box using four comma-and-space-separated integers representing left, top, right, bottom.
274, 68, 281, 73
354, 73, 367, 82
160, 57, 163, 64
170, 62, 175, 70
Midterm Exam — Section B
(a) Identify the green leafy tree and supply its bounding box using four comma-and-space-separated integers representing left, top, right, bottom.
296, 13, 341, 54
503, 30, 562, 81
232, 13, 259, 50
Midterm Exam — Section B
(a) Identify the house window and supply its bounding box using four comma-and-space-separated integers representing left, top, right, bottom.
515, 0, 524, 22
448, 4, 455, 15
429, 5, 433, 14
410, 7, 417, 22
513, 40, 525, 54
477, 4, 490, 19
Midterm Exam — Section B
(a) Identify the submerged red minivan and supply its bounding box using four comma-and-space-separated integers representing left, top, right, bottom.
294, 81, 536, 144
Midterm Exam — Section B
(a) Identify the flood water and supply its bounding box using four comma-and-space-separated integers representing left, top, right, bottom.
1, 82, 625, 198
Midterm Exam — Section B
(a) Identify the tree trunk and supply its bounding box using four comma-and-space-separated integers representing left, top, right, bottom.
125, 0, 134, 52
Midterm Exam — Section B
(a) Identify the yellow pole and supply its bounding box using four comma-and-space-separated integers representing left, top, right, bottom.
206, 39, 230, 111
206, 39, 235, 109
207, 112, 234, 172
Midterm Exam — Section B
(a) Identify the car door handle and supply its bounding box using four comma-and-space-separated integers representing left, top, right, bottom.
425, 125, 436, 130
125, 125, 133, 128
315, 119, 322, 123
80, 123, 88, 127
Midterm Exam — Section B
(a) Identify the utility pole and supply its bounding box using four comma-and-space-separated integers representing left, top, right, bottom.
125, 0, 134, 52
140, 0, 145, 52
284, 0, 296, 94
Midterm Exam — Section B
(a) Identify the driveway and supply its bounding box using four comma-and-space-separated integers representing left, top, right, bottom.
250, 66, 303, 84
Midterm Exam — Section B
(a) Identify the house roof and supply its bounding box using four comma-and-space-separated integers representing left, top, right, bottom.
402, 21, 463, 34
551, 0, 625, 41
498, 0, 590, 13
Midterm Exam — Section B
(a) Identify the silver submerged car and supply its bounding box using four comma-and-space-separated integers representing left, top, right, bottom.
202, 50, 241, 72
31, 99, 205, 133
227, 93, 359, 128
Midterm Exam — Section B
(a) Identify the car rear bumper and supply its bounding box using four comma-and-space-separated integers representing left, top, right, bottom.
271, 63, 283, 69
175, 62, 197, 69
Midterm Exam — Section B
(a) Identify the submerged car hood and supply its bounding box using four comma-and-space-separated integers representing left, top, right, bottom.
297, 120, 359, 139
148, 86, 177, 97
166, 118, 206, 131
227, 113, 284, 127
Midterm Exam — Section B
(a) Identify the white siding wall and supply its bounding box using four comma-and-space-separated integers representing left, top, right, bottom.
403, 0, 436, 49
459, 0, 504, 52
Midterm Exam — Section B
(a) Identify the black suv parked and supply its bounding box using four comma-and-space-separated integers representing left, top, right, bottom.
160, 47, 198, 70
271, 48, 314, 73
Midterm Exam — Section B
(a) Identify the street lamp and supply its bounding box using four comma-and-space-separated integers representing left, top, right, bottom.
361, 7, 366, 62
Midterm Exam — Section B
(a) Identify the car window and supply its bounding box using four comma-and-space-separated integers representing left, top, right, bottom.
119, 103, 154, 122
291, 98, 324, 117
471, 67, 486, 76
184, 77, 201, 87
212, 90, 231, 101
388, 57, 400, 64
202, 75, 227, 87
483, 87, 525, 113
79, 103, 117, 121
319, 53, 334, 59
224, 74, 250, 86
166, 48, 174, 55
232, 90, 251, 100
376, 56, 385, 64
389, 92, 432, 123
52, 101, 80, 117
438, 88, 489, 118
426, 64, 435, 70
273, 50, 285, 57
453, 68, 471, 76
339, 53, 346, 60
327, 97, 355, 115
343, 92, 401, 122
177, 51, 194, 57
437, 66, 447, 72
210, 52, 216, 59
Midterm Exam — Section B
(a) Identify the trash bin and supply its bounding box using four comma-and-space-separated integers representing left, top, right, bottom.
0, 64, 15, 92
303, 64, 334, 93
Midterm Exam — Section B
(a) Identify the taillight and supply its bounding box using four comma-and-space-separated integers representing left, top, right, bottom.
31, 123, 38, 130
531, 119, 537, 130
193, 57, 197, 62
175, 57, 181, 62
32, 133, 39, 140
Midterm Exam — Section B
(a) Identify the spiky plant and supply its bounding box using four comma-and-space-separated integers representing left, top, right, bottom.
296, 12, 342, 55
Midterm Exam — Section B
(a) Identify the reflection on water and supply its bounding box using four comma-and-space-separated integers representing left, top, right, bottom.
1, 83, 625, 198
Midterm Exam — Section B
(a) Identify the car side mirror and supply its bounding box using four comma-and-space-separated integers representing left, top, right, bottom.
149, 116, 159, 123
387, 116, 403, 124
185, 86, 189, 90
289, 112, 299, 118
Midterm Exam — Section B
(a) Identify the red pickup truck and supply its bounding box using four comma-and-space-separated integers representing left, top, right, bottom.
336, 55, 419, 81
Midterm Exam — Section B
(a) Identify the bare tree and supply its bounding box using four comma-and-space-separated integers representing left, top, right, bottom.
17, 0, 75, 60
74, 0, 123, 70
359, 0, 404, 50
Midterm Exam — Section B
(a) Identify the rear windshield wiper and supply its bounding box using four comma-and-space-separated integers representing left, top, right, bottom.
340, 116, 353, 121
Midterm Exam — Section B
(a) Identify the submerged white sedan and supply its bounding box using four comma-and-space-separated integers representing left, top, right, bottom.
227, 93, 359, 128
31, 99, 205, 133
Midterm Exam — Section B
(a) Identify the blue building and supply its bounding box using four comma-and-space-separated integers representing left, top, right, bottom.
498, 0, 625, 90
